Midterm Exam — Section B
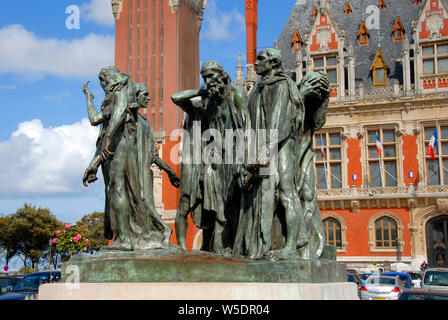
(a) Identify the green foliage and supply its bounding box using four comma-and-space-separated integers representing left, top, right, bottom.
76, 212, 108, 253
0, 204, 64, 269
52, 224, 89, 256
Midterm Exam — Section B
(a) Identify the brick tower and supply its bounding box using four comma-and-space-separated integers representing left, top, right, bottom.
245, 0, 258, 65
111, 0, 206, 248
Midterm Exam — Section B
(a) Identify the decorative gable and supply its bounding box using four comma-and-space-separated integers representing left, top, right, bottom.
309, 11, 340, 53
393, 16, 406, 41
358, 21, 370, 46
418, 0, 448, 40
291, 29, 303, 53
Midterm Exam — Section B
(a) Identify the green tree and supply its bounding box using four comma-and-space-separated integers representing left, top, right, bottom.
8, 204, 64, 270
0, 215, 20, 265
76, 212, 108, 253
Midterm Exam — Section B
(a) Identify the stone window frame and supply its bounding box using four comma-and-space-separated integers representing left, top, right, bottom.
421, 41, 448, 75
363, 125, 404, 188
368, 212, 405, 253
314, 129, 348, 189
321, 212, 347, 253
419, 121, 448, 186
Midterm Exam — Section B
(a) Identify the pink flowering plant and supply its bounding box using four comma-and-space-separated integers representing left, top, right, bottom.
52, 224, 89, 256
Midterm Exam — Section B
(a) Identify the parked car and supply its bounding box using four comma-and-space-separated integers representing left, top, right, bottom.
0, 270, 61, 300
422, 268, 448, 291
0, 276, 22, 295
382, 272, 414, 289
407, 272, 423, 289
359, 272, 380, 284
360, 275, 405, 300
347, 272, 362, 287
399, 289, 448, 300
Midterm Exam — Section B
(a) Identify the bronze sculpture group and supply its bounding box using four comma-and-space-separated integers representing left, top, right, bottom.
82, 49, 330, 261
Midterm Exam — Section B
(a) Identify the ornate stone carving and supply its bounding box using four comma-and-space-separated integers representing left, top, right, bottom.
111, 0, 123, 20
437, 198, 448, 213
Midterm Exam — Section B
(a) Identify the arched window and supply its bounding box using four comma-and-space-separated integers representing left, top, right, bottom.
375, 217, 398, 249
323, 218, 342, 249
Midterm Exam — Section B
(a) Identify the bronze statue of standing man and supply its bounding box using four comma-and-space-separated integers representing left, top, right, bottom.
171, 60, 246, 254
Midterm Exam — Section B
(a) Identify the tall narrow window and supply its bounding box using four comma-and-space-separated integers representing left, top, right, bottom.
367, 129, 398, 187
424, 124, 448, 185
323, 218, 342, 249
375, 217, 398, 249
314, 132, 343, 189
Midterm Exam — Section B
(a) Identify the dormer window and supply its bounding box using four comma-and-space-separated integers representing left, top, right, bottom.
358, 21, 370, 46
291, 29, 303, 53
392, 16, 405, 42
371, 47, 389, 87
313, 6, 318, 19
344, 1, 352, 15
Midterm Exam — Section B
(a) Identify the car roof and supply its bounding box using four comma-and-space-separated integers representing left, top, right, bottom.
25, 271, 61, 276
424, 268, 448, 272
383, 272, 410, 276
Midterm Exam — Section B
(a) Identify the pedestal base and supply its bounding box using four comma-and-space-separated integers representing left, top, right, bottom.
39, 282, 359, 300
61, 246, 345, 283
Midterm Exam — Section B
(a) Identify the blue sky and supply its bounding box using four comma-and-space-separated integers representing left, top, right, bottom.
0, 0, 297, 225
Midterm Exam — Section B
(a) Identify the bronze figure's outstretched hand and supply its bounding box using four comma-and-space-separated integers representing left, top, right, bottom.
82, 81, 95, 100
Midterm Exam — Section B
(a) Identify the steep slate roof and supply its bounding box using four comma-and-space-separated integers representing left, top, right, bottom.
276, 0, 425, 87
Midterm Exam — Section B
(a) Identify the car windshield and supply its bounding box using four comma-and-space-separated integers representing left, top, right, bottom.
369, 277, 396, 285
409, 273, 422, 280
424, 271, 448, 286
397, 275, 410, 286
13, 274, 49, 291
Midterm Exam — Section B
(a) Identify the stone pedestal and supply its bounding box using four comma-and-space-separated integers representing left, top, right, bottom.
39, 282, 359, 300
38, 245, 358, 300
60, 245, 345, 284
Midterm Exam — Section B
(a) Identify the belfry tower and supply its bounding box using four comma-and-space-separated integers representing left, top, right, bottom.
111, 0, 206, 245
245, 0, 258, 65
242, 0, 259, 93
112, 0, 206, 134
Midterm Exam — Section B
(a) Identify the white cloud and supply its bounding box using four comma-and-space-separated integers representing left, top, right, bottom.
81, 0, 115, 27
0, 118, 102, 197
201, 0, 245, 41
0, 24, 114, 79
